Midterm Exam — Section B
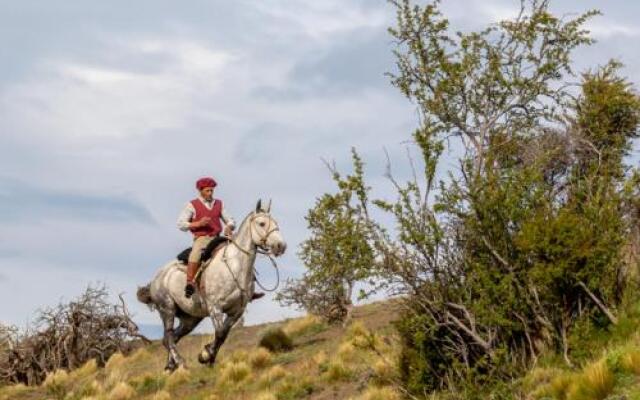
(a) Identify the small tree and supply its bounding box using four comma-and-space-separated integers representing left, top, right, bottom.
277, 149, 377, 324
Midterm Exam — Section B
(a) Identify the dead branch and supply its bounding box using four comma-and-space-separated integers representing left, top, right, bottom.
0, 284, 149, 386
444, 304, 493, 352
577, 281, 618, 325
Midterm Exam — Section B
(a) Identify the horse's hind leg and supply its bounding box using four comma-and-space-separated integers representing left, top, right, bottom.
198, 308, 240, 365
173, 315, 203, 344
160, 310, 185, 371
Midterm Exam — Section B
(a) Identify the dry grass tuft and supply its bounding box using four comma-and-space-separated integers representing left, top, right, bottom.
530, 370, 575, 399
254, 391, 278, 400
220, 361, 252, 383
151, 389, 172, 400
283, 315, 323, 338
43, 369, 70, 399
105, 369, 127, 390
346, 321, 370, 339
258, 365, 288, 388
227, 349, 249, 363
70, 359, 98, 379
108, 382, 136, 400
275, 376, 315, 399
346, 321, 379, 349
567, 359, 614, 400
350, 386, 401, 400
324, 359, 352, 382
249, 347, 273, 370
313, 350, 328, 366
0, 383, 30, 398
522, 366, 567, 397
70, 378, 102, 399
165, 366, 191, 389
105, 352, 126, 371
372, 359, 395, 383
337, 342, 357, 362
621, 348, 640, 375
128, 347, 151, 364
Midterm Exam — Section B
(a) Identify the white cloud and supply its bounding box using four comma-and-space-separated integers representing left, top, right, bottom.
587, 21, 640, 39
0, 38, 232, 139
253, 1, 388, 41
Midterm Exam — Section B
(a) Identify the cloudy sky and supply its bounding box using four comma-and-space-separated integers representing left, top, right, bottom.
1, 0, 639, 335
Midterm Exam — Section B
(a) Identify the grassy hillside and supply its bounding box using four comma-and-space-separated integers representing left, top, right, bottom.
5, 298, 640, 399
517, 299, 640, 400
0, 301, 403, 400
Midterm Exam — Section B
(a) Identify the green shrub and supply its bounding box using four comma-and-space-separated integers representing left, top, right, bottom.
259, 328, 293, 353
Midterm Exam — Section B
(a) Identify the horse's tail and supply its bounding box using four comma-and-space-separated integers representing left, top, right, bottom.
136, 284, 155, 310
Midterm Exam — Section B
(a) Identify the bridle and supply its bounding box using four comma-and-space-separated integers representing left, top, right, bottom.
231, 212, 281, 255
222, 211, 282, 298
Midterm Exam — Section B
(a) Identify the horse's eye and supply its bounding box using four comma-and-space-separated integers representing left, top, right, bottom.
259, 222, 266, 227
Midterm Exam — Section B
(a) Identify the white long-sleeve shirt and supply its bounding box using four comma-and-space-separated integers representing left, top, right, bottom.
177, 197, 236, 232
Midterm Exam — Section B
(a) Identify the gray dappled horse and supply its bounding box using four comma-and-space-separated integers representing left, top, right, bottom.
137, 200, 286, 371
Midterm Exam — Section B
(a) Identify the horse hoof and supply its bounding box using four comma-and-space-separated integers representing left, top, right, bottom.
198, 350, 211, 364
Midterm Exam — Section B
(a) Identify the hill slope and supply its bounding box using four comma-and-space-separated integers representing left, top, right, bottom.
0, 301, 403, 400
7, 298, 640, 399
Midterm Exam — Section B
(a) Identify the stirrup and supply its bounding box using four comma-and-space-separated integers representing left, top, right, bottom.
185, 282, 196, 298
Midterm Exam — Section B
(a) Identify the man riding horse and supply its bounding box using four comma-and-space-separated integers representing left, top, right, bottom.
177, 177, 263, 300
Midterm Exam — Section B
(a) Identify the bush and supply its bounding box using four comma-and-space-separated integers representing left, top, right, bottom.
0, 285, 148, 386
258, 328, 293, 352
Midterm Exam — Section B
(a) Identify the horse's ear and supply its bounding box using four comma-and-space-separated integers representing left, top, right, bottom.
267, 199, 272, 213
256, 199, 262, 212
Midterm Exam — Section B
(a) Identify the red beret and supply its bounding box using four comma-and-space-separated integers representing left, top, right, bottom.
196, 177, 217, 190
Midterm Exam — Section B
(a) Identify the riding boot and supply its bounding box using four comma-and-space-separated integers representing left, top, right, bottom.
251, 292, 265, 301
185, 262, 199, 298
251, 276, 265, 301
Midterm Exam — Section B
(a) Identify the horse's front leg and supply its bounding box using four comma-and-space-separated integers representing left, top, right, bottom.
198, 306, 240, 366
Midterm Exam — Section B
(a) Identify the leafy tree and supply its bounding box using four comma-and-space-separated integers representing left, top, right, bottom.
345, 0, 640, 396
378, 0, 640, 394
277, 149, 377, 324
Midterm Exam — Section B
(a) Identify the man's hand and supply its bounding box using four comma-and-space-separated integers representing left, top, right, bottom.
191, 217, 211, 229
223, 225, 234, 237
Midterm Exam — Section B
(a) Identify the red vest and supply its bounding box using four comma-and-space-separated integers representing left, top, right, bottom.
189, 198, 223, 237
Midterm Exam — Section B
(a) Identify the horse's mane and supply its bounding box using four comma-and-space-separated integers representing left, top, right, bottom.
236, 208, 270, 234
236, 211, 255, 234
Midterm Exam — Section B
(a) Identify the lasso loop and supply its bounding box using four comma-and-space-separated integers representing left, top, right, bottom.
253, 251, 280, 292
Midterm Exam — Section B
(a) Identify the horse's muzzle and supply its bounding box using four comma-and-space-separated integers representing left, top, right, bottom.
271, 241, 287, 257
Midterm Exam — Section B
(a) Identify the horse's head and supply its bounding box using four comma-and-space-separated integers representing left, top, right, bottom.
248, 200, 287, 256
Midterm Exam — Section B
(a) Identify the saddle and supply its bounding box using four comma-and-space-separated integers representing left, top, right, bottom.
176, 236, 230, 265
